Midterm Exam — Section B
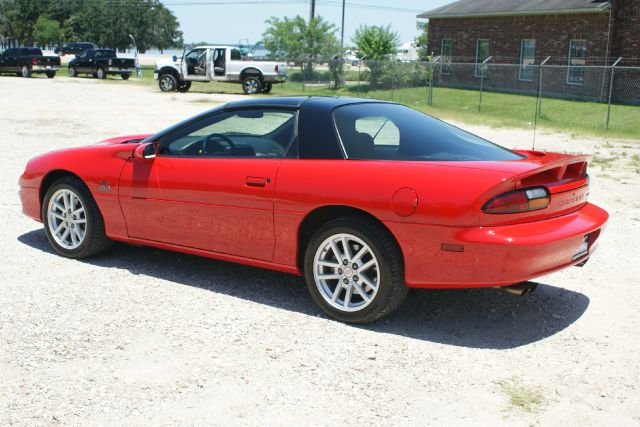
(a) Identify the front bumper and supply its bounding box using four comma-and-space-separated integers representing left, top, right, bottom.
386, 202, 608, 288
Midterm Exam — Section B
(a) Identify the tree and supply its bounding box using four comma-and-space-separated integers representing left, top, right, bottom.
352, 25, 399, 87
414, 22, 429, 62
33, 16, 61, 48
263, 15, 339, 77
0, 0, 182, 51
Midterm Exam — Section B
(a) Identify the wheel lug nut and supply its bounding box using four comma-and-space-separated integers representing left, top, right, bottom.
353, 275, 359, 281
343, 278, 349, 284
352, 263, 358, 269
338, 268, 342, 274
343, 259, 348, 265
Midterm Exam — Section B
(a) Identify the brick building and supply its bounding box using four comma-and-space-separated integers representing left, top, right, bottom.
418, 0, 640, 104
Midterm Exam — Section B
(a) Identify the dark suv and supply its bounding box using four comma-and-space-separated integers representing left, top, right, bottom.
54, 42, 98, 56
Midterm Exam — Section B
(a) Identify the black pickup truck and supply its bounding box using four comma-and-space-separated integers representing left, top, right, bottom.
0, 47, 61, 78
68, 49, 135, 80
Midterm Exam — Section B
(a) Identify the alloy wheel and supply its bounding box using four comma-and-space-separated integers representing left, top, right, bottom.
47, 188, 87, 250
313, 233, 380, 312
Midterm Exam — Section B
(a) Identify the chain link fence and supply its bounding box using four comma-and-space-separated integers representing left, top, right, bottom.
280, 58, 639, 135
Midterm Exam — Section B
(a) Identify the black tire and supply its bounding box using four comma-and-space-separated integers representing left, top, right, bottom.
68, 66, 77, 77
262, 82, 272, 94
42, 176, 111, 259
159, 73, 177, 92
97, 67, 107, 79
177, 80, 191, 93
21, 65, 32, 78
121, 73, 130, 80
242, 76, 262, 95
46, 71, 56, 79
304, 217, 409, 323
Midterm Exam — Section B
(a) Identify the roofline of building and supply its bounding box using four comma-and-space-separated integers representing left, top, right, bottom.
417, 4, 609, 20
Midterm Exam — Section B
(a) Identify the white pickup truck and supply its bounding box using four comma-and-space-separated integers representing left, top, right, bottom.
154, 46, 287, 94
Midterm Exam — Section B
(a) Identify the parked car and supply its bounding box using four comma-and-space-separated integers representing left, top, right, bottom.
68, 49, 135, 79
0, 47, 61, 78
54, 42, 97, 56
154, 45, 287, 94
19, 97, 608, 323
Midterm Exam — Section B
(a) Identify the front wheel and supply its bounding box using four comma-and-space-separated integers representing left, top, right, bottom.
177, 80, 191, 93
304, 217, 409, 323
42, 176, 112, 258
21, 65, 32, 78
46, 71, 56, 79
96, 67, 106, 79
242, 76, 262, 94
121, 73, 130, 80
158, 73, 177, 92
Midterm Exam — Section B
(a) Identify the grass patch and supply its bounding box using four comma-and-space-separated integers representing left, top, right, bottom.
498, 378, 545, 413
64, 64, 640, 140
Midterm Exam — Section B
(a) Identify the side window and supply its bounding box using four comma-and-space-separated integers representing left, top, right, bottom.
186, 48, 205, 61
159, 109, 297, 158
355, 116, 400, 146
230, 49, 241, 60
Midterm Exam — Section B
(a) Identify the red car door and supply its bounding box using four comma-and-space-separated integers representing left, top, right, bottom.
118, 108, 296, 262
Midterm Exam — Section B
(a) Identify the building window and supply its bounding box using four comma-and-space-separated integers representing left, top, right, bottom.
475, 39, 489, 78
441, 39, 452, 75
567, 40, 586, 85
519, 39, 536, 81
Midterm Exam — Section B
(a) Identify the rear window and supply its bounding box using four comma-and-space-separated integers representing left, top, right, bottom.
333, 103, 523, 161
95, 50, 116, 59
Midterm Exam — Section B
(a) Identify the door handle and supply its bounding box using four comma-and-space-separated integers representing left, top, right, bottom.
246, 176, 270, 187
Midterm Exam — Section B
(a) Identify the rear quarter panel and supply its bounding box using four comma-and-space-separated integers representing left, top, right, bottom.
272, 159, 515, 266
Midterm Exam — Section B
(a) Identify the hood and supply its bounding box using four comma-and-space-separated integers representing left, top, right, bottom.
155, 57, 182, 70
95, 134, 152, 145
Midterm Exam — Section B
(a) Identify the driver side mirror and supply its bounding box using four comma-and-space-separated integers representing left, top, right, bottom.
133, 142, 158, 160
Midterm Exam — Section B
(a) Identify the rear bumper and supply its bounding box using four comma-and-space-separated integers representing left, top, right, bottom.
386, 202, 608, 288
32, 65, 60, 72
108, 67, 131, 73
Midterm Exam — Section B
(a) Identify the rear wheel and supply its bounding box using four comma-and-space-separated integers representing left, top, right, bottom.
21, 65, 31, 78
262, 83, 272, 94
177, 80, 191, 93
159, 73, 177, 92
121, 73, 130, 80
304, 217, 408, 323
97, 67, 106, 79
68, 66, 77, 77
42, 176, 112, 259
45, 71, 56, 79
242, 76, 261, 94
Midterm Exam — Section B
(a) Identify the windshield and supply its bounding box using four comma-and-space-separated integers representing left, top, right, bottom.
333, 103, 523, 161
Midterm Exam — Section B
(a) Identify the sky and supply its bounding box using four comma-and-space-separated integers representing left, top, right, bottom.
162, 0, 452, 47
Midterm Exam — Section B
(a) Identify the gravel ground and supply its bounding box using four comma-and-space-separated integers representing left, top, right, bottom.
1, 75, 639, 425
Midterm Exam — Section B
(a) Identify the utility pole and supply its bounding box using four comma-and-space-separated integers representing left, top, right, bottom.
340, 0, 346, 49
309, 0, 316, 22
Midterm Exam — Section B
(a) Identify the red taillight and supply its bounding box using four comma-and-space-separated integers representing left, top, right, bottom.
32, 57, 37, 65
275, 64, 279, 72
482, 187, 550, 214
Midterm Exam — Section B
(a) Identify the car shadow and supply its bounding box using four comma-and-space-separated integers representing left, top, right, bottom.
18, 229, 590, 349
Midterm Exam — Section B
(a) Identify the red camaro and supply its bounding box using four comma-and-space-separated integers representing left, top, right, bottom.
19, 97, 608, 322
